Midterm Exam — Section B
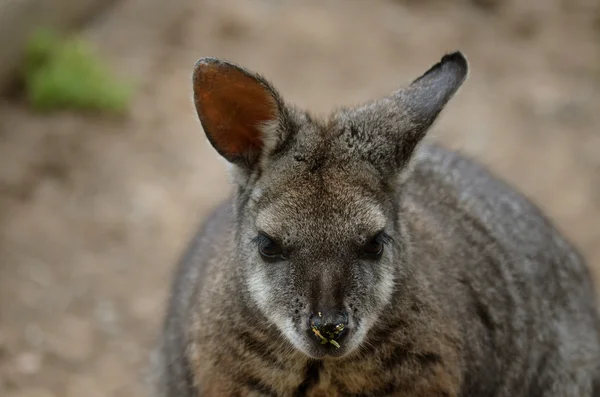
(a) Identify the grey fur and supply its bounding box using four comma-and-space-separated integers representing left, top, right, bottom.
152, 52, 600, 397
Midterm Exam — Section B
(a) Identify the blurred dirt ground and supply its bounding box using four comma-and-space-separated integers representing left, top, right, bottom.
1, 0, 599, 396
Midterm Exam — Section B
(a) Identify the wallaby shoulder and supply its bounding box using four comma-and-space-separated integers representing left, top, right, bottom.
153, 199, 234, 397
405, 142, 600, 396
406, 141, 596, 291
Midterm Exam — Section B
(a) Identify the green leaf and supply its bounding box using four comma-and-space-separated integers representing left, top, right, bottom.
23, 28, 133, 115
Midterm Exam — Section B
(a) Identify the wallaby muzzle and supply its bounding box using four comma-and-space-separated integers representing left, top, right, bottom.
308, 310, 349, 348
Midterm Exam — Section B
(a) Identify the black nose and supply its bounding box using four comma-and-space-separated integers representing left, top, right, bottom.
308, 310, 349, 348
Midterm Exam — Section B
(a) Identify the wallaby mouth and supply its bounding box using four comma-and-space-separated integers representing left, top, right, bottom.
308, 310, 349, 349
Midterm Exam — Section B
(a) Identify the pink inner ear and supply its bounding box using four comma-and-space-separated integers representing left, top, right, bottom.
194, 64, 278, 161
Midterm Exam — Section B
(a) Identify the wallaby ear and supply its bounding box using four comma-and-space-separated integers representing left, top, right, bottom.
363, 51, 468, 169
396, 51, 468, 135
192, 58, 281, 167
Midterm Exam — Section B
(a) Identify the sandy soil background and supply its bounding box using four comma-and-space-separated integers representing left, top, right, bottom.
1, 0, 599, 395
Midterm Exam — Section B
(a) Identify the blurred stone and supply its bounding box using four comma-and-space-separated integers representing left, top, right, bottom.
15, 352, 42, 375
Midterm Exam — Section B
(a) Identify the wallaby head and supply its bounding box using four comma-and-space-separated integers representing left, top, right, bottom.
192, 53, 468, 359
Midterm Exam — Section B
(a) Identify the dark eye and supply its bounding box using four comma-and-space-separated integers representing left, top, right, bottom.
255, 233, 285, 261
360, 232, 390, 259
362, 240, 383, 257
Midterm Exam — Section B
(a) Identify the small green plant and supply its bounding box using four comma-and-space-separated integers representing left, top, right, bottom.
23, 28, 133, 114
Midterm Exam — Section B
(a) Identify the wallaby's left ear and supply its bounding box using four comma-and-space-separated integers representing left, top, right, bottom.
192, 58, 283, 168
396, 51, 468, 134
368, 51, 469, 169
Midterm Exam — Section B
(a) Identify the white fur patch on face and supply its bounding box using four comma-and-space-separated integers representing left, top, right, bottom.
346, 322, 369, 354
245, 265, 309, 354
345, 272, 396, 354
246, 266, 273, 314
375, 271, 395, 308
278, 317, 310, 355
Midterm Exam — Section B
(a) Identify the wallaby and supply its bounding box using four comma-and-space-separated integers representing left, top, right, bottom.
152, 51, 600, 396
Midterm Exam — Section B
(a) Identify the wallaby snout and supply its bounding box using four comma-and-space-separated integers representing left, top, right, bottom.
308, 309, 349, 349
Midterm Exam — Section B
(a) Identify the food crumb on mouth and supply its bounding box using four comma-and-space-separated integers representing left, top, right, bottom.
310, 317, 342, 349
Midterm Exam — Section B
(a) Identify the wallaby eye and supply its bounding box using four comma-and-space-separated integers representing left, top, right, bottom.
254, 233, 285, 261
260, 240, 282, 258
362, 241, 384, 257
360, 232, 391, 259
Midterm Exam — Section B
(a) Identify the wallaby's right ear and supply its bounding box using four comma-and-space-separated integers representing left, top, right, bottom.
401, 51, 468, 126
193, 58, 283, 168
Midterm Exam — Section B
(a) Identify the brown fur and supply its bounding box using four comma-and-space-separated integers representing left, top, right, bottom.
151, 52, 600, 397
